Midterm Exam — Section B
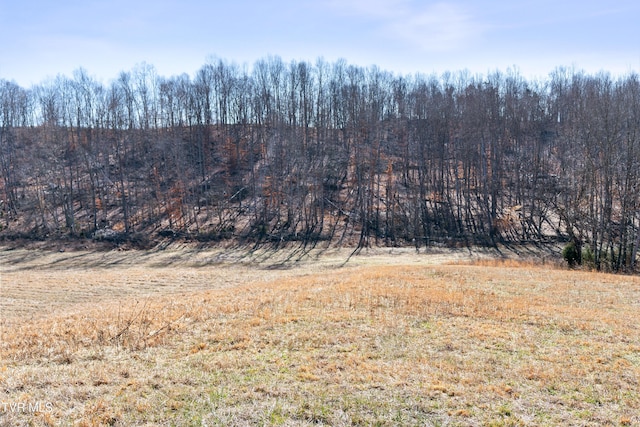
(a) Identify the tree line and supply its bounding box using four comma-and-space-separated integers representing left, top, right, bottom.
1, 57, 639, 271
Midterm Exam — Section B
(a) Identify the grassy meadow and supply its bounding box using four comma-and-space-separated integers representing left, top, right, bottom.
1, 247, 639, 426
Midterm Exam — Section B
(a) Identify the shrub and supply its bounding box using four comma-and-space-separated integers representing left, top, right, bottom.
562, 241, 581, 268
92, 228, 121, 241
581, 245, 595, 269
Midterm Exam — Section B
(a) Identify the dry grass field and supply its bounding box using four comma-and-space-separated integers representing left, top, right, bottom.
1, 246, 639, 426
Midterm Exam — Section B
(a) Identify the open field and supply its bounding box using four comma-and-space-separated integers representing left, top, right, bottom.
1, 246, 639, 426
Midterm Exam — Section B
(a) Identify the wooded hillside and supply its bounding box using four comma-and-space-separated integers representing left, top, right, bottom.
1, 58, 639, 271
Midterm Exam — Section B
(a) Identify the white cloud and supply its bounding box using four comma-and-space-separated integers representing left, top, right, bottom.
326, 0, 408, 18
387, 3, 480, 51
325, 0, 482, 52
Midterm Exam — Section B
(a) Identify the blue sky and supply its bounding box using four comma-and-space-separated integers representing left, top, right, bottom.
1, 0, 639, 87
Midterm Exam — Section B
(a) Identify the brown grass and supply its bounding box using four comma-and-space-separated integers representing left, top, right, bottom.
1, 247, 639, 426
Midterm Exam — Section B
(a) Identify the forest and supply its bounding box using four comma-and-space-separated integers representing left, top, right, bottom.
1, 57, 639, 272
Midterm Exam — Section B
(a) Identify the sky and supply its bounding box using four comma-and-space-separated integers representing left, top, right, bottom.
1, 0, 639, 87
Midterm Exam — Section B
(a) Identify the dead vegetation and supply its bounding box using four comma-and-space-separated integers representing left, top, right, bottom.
1, 248, 639, 426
